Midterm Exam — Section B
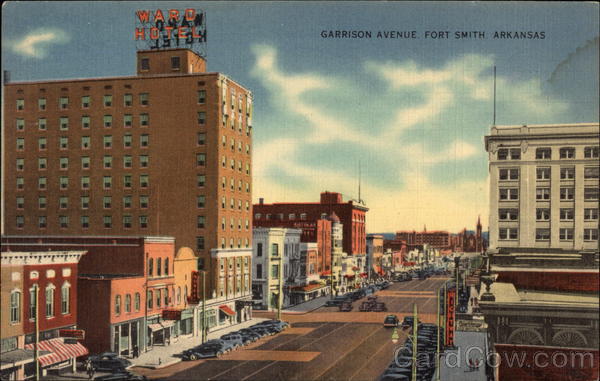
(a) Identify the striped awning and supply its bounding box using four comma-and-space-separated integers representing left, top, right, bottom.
219, 305, 236, 316
25, 338, 88, 367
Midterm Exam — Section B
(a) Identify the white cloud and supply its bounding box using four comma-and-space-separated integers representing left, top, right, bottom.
9, 29, 69, 58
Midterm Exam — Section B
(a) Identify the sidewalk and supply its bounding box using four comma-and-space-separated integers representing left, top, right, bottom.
129, 317, 268, 369
282, 295, 330, 314
436, 331, 488, 381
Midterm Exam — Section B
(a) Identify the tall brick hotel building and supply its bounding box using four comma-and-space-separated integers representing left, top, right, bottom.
3, 48, 253, 298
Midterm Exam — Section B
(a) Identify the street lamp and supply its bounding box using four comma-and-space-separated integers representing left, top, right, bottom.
391, 327, 399, 344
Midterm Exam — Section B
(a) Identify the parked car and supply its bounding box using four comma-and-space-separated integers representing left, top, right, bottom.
238, 329, 261, 343
94, 372, 147, 381
249, 325, 277, 336
325, 296, 350, 307
401, 316, 421, 329
182, 341, 232, 360
220, 333, 244, 349
373, 302, 387, 312
383, 314, 399, 327
339, 301, 353, 312
88, 353, 131, 372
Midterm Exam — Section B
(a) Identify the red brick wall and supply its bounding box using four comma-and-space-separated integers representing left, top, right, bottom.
496, 271, 600, 293
77, 279, 111, 354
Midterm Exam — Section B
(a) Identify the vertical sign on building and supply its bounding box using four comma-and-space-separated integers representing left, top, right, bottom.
446, 288, 456, 347
190, 271, 199, 303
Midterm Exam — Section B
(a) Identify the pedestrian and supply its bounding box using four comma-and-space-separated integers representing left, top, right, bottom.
85, 359, 95, 379
132, 345, 139, 358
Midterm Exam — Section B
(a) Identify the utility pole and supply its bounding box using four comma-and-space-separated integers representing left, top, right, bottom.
436, 286, 441, 381
34, 284, 39, 381
412, 303, 418, 381
277, 256, 283, 321
202, 270, 206, 343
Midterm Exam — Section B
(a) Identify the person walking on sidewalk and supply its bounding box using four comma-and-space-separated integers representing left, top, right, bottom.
85, 359, 95, 379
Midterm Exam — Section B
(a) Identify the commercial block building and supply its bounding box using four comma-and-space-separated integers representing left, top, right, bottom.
484, 123, 599, 250
395, 229, 451, 249
2, 47, 254, 299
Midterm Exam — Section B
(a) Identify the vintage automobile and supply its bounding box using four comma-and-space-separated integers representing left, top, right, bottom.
88, 353, 132, 372
383, 314, 399, 327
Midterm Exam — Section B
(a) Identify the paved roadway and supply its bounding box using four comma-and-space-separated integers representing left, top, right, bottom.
134, 276, 449, 381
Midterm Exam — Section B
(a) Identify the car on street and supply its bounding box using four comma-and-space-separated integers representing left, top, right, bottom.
88, 353, 132, 372
373, 302, 387, 312
220, 333, 244, 349
401, 316, 422, 329
383, 314, 399, 327
93, 372, 147, 381
238, 329, 261, 343
339, 301, 353, 312
182, 340, 233, 360
324, 296, 350, 307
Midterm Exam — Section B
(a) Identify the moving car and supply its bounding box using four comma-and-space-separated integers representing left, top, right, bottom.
383, 314, 399, 327
401, 316, 422, 329
88, 353, 132, 372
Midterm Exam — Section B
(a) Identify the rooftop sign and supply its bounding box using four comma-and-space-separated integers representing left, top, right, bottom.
135, 9, 206, 54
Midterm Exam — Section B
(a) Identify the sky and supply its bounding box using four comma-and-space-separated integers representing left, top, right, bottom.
2, 1, 599, 233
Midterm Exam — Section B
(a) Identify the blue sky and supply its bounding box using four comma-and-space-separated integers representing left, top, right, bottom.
3, 2, 598, 232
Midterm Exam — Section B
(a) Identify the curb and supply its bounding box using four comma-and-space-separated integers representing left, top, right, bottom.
134, 358, 182, 369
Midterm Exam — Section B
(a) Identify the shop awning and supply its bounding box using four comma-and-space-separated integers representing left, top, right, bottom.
0, 349, 41, 370
290, 283, 327, 293
219, 305, 236, 316
147, 323, 163, 332
160, 320, 176, 329
24, 338, 88, 368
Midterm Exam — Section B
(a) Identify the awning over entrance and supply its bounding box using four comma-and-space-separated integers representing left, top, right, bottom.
219, 305, 236, 316
24, 338, 88, 367
0, 349, 41, 370
147, 324, 163, 332
160, 320, 176, 329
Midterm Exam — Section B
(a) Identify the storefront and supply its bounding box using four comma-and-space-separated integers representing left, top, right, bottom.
218, 305, 236, 325
199, 309, 218, 333
23, 338, 88, 377
1, 349, 35, 381
111, 318, 142, 356
179, 309, 194, 336
147, 318, 175, 347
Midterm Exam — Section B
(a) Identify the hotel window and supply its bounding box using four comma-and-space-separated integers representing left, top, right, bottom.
81, 176, 90, 189
124, 175, 132, 188
103, 196, 112, 209
103, 176, 112, 189
230, 198, 235, 209
230, 159, 235, 169
124, 114, 133, 127
238, 180, 242, 191
123, 155, 132, 168
115, 295, 121, 315
499, 168, 519, 180
156, 290, 161, 307
140, 57, 150, 71
16, 118, 25, 131
197, 111, 206, 125
124, 93, 133, 107
61, 283, 70, 314
16, 196, 24, 209
140, 155, 149, 168
157, 258, 162, 276
59, 215, 69, 228
125, 294, 131, 313
584, 208, 599, 220
38, 158, 47, 170
498, 209, 519, 221
197, 174, 206, 187
559, 228, 574, 241
196, 236, 205, 250
103, 155, 112, 169
81, 116, 90, 129
16, 138, 24, 150
59, 97, 69, 109
197, 195, 205, 208
230, 138, 235, 150
123, 215, 132, 228
103, 215, 112, 228
81, 216, 89, 228
246, 144, 250, 154
38, 118, 47, 130
230, 218, 234, 229
59, 136, 68, 149
536, 167, 550, 180
221, 217, 226, 230
29, 287, 37, 319
500, 188, 519, 201
147, 291, 153, 309
60, 117, 69, 130
140, 216, 148, 228
139, 93, 149, 106
584, 229, 599, 241
560, 147, 575, 159
123, 196, 132, 208
535, 208, 550, 221
140, 134, 149, 147
140, 195, 149, 208
38, 177, 47, 190
584, 166, 599, 179
39, 196, 47, 209
140, 113, 149, 127
103, 115, 112, 128
560, 187, 575, 200
45, 285, 55, 317
123, 134, 132, 148
584, 146, 599, 158
197, 216, 206, 228
80, 136, 91, 150
16, 98, 25, 111
198, 90, 206, 104
38, 98, 46, 110
59, 176, 68, 190
245, 163, 250, 175
16, 177, 24, 190
584, 187, 599, 201
536, 188, 550, 200
81, 196, 90, 209
246, 201, 250, 211
16, 216, 24, 229
560, 208, 574, 220
81, 95, 90, 108
39, 216, 47, 228
222, 156, 226, 167
536, 147, 551, 159
560, 167, 575, 179
171, 56, 180, 70
230, 178, 235, 190
103, 95, 112, 107
300, 213, 307, 220
197, 133, 206, 146
196, 153, 206, 166
222, 197, 226, 208
140, 174, 149, 188
535, 228, 550, 241
499, 228, 518, 240
135, 293, 140, 311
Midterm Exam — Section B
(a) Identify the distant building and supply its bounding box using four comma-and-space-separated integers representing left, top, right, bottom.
450, 217, 487, 253
366, 234, 384, 278
396, 228, 451, 249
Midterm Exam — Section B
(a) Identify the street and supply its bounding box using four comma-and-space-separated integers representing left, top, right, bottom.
133, 276, 449, 381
